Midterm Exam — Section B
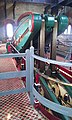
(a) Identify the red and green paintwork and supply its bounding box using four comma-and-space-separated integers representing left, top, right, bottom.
6, 12, 68, 52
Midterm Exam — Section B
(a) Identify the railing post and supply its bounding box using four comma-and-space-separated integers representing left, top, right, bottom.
30, 46, 34, 104
26, 49, 30, 92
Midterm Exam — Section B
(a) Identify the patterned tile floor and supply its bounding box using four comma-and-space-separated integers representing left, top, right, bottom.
0, 58, 23, 92
0, 93, 47, 120
0, 44, 47, 120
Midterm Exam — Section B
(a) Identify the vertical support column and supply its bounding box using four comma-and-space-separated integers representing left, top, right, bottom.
40, 19, 45, 72
4, 0, 7, 19
50, 20, 58, 71
4, 0, 7, 38
13, 1, 16, 19
30, 46, 34, 104
37, 33, 40, 68
26, 49, 30, 92
38, 33, 40, 55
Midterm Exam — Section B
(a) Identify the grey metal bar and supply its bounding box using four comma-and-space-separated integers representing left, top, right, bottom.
0, 53, 26, 58
30, 46, 34, 104
0, 88, 26, 96
0, 71, 26, 80
26, 49, 30, 91
33, 54, 72, 67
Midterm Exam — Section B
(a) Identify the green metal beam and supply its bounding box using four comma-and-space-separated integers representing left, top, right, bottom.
39, 76, 70, 120
56, 73, 72, 98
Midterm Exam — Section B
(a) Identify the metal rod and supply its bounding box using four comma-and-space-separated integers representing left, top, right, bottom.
34, 67, 72, 86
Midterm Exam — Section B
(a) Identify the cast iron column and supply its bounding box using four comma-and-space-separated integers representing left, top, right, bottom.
50, 20, 58, 71
4, 0, 7, 19
40, 19, 45, 72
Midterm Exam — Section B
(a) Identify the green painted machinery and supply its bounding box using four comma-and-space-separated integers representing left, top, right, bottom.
13, 13, 42, 51
44, 14, 55, 32
33, 13, 42, 33
39, 76, 70, 120
56, 15, 68, 35
44, 14, 68, 34
6, 12, 68, 52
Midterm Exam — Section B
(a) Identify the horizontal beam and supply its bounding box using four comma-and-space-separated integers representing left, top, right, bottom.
0, 70, 26, 80
0, 88, 26, 96
58, 0, 65, 4
0, 53, 26, 58
13, 0, 51, 4
33, 54, 72, 67
66, 0, 72, 6
52, 0, 72, 7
